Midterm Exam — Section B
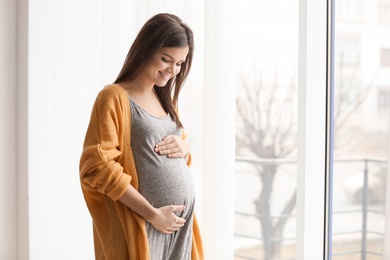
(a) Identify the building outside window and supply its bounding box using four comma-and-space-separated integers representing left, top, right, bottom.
379, 1, 390, 25
380, 48, 390, 67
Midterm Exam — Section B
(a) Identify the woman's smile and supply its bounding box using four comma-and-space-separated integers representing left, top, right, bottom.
159, 71, 173, 80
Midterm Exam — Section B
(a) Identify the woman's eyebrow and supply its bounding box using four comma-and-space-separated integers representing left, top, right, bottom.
163, 53, 174, 59
163, 53, 185, 63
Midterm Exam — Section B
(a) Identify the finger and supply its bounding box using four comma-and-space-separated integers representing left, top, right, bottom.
171, 205, 186, 212
155, 143, 175, 153
167, 152, 182, 158
156, 136, 175, 147
179, 218, 186, 224
159, 147, 183, 156
155, 147, 172, 154
157, 143, 174, 151
172, 222, 185, 229
168, 225, 181, 231
173, 216, 186, 224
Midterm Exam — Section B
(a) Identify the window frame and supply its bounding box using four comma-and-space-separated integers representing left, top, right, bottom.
296, 0, 334, 259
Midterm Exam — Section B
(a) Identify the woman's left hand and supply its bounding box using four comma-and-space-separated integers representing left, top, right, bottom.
155, 135, 190, 158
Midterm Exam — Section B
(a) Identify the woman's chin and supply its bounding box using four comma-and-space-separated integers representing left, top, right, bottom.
155, 82, 168, 87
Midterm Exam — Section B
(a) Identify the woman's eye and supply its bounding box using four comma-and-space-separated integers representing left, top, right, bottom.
176, 63, 183, 67
162, 57, 170, 63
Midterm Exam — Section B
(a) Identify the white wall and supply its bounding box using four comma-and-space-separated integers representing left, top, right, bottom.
0, 0, 17, 257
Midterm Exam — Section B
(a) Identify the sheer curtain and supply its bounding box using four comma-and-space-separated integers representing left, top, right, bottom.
203, 1, 236, 259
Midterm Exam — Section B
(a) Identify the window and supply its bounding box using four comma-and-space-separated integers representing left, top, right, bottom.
234, 1, 298, 259
332, 0, 390, 258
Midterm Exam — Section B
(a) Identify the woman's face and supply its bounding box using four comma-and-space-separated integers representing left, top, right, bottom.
141, 46, 189, 87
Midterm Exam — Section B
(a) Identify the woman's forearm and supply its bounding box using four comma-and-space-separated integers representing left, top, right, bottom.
118, 184, 157, 222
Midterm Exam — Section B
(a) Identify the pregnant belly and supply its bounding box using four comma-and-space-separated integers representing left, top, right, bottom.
137, 158, 195, 209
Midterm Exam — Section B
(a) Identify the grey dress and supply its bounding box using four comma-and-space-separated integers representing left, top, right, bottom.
129, 98, 195, 260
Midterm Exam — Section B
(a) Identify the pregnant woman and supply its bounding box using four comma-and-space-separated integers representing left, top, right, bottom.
79, 13, 203, 260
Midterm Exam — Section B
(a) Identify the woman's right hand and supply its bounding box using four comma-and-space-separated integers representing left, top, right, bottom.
148, 205, 186, 234
118, 185, 186, 234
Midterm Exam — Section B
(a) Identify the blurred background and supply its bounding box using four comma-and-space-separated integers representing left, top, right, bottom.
234, 0, 390, 259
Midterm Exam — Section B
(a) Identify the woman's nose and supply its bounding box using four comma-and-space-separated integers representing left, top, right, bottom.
167, 65, 177, 75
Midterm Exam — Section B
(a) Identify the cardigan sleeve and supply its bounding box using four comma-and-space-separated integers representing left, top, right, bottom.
79, 87, 132, 201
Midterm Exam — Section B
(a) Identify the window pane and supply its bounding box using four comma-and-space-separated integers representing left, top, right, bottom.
332, 0, 390, 258
234, 1, 298, 259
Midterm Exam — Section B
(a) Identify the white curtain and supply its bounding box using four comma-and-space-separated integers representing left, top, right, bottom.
203, 0, 236, 259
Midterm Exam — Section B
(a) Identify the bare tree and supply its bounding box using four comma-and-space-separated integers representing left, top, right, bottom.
236, 69, 297, 259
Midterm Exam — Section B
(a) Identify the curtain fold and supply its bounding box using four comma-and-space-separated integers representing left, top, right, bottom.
203, 0, 236, 259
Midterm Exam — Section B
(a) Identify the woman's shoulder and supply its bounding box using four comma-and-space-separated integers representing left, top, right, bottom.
92, 84, 130, 114
94, 84, 128, 104
98, 84, 127, 98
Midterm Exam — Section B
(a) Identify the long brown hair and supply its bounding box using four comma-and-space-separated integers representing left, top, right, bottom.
114, 13, 194, 128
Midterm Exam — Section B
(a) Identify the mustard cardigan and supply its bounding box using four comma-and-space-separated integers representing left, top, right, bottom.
79, 84, 203, 260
